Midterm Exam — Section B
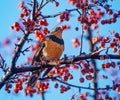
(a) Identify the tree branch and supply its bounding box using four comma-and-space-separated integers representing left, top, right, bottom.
0, 0, 37, 89
12, 54, 120, 74
32, 0, 37, 20
38, 8, 79, 19
54, 78, 112, 91
40, 77, 113, 91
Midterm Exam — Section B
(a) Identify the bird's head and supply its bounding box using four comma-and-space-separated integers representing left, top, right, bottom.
51, 27, 63, 38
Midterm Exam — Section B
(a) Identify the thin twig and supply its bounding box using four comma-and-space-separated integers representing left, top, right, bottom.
37, 8, 80, 19
38, 0, 44, 10
32, 0, 36, 20
41, 77, 112, 91
80, 24, 84, 55
21, 46, 30, 55
39, 0, 49, 10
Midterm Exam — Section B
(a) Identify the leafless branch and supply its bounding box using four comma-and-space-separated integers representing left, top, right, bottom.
37, 8, 80, 19
0, 0, 38, 89
12, 54, 120, 74
0, 54, 7, 73
80, 24, 84, 55
32, 0, 37, 20
40, 77, 113, 91
38, 0, 44, 10
21, 46, 30, 55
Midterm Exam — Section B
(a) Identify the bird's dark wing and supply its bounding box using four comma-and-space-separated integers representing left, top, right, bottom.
32, 42, 45, 64
27, 42, 45, 87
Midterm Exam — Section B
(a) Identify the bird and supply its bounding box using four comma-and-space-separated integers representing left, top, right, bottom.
27, 27, 64, 87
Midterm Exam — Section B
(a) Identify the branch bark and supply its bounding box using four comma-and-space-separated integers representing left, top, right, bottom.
0, 31, 30, 89
0, 0, 36, 89
86, 26, 97, 100
12, 54, 120, 74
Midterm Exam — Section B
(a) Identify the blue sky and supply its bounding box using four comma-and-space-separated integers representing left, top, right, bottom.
0, 1, 80, 100
0, 0, 120, 100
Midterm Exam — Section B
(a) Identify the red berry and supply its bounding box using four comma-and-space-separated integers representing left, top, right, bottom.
114, 33, 119, 38
55, 2, 59, 7
79, 77, 85, 83
107, 9, 113, 15
55, 83, 59, 88
14, 22, 20, 27
3, 38, 10, 45
75, 27, 79, 31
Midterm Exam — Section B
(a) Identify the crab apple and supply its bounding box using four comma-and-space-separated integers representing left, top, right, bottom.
113, 47, 117, 53
30, 45, 35, 51
13, 22, 20, 31
79, 93, 88, 100
110, 42, 115, 48
26, 57, 32, 63
14, 22, 20, 27
104, 4, 110, 10
14, 27, 20, 31
54, 83, 59, 88
55, 1, 59, 7
10, 26, 14, 30
92, 37, 98, 44
3, 38, 10, 45
14, 88, 19, 94
118, 50, 120, 55
72, 38, 80, 48
100, 42, 105, 47
19, 2, 24, 9
43, 27, 49, 35
83, 63, 89, 69
105, 63, 110, 68
101, 20, 106, 24
114, 33, 119, 38
63, 76, 68, 81
72, 64, 79, 69
24, 10, 29, 16
89, 9, 95, 15
107, 9, 113, 15
111, 17, 116, 23
75, 27, 79, 31
111, 62, 116, 68
89, 68, 94, 73
100, 56, 105, 60
102, 64, 105, 68
117, 10, 120, 16
92, 24, 98, 30
113, 13, 118, 18
86, 75, 93, 80
20, 13, 24, 18
79, 77, 85, 83
83, 24, 88, 30
81, 69, 86, 75
118, 66, 120, 70
39, 19, 48, 26
96, 9, 104, 17
104, 36, 109, 41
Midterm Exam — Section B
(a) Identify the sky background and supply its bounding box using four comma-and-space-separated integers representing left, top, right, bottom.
0, 0, 120, 100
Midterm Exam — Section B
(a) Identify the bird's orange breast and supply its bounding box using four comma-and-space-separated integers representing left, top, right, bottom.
42, 39, 64, 61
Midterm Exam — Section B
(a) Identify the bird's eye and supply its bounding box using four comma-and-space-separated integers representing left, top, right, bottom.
55, 27, 60, 32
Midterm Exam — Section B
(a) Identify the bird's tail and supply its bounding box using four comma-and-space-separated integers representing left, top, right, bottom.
27, 67, 52, 87
27, 71, 40, 87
